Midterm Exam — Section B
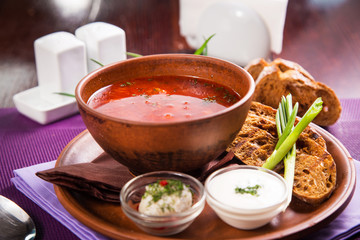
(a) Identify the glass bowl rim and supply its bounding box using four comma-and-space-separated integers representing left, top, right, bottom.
120, 170, 206, 220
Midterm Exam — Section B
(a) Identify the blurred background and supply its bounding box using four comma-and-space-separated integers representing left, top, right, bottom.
1, 0, 359, 108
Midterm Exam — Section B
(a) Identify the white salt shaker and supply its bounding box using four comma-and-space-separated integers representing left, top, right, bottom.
34, 31, 87, 99
13, 31, 86, 124
75, 22, 127, 73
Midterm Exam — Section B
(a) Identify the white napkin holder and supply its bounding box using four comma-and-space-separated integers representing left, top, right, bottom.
179, 0, 288, 66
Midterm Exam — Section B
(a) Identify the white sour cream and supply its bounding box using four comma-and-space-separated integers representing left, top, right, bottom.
207, 168, 286, 209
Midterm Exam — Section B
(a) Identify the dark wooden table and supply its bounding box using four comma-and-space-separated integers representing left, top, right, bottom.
1, 0, 360, 108
1, 0, 359, 239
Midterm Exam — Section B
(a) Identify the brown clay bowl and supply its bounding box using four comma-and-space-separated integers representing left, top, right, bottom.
75, 54, 255, 174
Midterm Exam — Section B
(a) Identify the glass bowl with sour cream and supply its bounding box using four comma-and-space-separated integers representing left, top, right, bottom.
120, 171, 205, 236
205, 165, 289, 230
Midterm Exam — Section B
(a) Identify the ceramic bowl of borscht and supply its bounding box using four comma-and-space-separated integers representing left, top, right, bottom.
75, 54, 255, 174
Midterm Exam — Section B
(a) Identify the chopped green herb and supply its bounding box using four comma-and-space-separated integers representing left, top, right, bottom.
235, 184, 261, 196
120, 82, 133, 87
160, 204, 174, 213
223, 91, 237, 103
203, 96, 217, 103
142, 179, 187, 203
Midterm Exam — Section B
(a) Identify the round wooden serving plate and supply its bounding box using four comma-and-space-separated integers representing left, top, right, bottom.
54, 125, 356, 240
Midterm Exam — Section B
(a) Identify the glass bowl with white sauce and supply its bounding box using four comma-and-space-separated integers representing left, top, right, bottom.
205, 165, 289, 230
120, 171, 205, 236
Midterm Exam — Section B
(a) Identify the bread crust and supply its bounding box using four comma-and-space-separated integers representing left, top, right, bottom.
245, 58, 269, 81
245, 58, 341, 126
228, 102, 336, 205
272, 58, 315, 81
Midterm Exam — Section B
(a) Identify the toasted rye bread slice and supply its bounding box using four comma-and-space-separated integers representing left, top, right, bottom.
245, 58, 341, 126
227, 102, 336, 205
253, 64, 341, 126
293, 137, 337, 205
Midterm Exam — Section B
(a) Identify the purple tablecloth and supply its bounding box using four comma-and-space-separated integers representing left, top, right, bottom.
0, 111, 85, 240
1, 99, 359, 240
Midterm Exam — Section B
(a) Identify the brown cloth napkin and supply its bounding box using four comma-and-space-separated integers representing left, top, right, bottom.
36, 151, 236, 203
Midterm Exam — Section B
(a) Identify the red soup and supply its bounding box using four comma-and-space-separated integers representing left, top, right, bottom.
87, 76, 241, 122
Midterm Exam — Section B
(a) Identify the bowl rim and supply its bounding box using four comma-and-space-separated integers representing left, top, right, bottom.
204, 165, 290, 214
120, 170, 206, 221
75, 53, 255, 126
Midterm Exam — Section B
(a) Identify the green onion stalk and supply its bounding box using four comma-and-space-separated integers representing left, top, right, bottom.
126, 52, 143, 58
262, 97, 323, 170
262, 95, 323, 206
193, 34, 215, 56
90, 58, 104, 67
276, 94, 298, 206
53, 92, 76, 98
